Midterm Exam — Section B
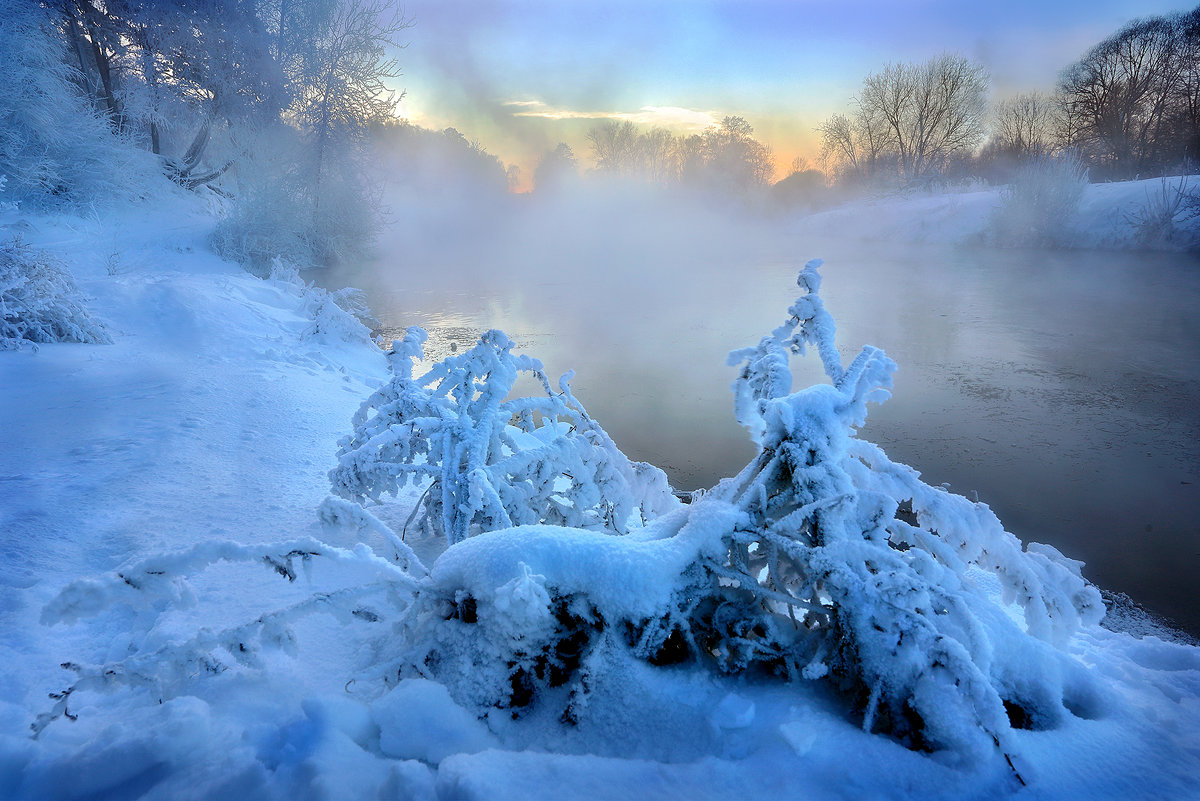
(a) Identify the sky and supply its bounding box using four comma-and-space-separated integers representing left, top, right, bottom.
384, 0, 1192, 188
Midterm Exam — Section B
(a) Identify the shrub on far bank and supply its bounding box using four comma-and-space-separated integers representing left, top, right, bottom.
1125, 176, 1199, 251
988, 152, 1088, 247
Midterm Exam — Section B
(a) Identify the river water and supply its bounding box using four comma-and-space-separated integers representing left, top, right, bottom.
326, 224, 1200, 635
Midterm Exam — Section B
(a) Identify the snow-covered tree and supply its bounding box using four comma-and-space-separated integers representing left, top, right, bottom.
0, 0, 156, 206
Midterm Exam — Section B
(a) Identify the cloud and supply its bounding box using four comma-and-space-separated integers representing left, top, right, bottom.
505, 102, 720, 132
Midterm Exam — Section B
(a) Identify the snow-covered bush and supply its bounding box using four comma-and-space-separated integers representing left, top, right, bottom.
989, 151, 1088, 247
0, 176, 17, 213
1, 236, 111, 350
211, 123, 382, 271
1126, 176, 1197, 250
211, 128, 317, 272
267, 258, 379, 344
391, 261, 1105, 766
330, 327, 678, 544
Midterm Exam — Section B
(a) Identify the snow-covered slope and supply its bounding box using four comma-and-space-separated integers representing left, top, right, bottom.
1, 193, 1198, 800
793, 176, 1200, 250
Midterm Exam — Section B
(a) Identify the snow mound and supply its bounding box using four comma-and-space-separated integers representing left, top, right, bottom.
372, 679, 497, 763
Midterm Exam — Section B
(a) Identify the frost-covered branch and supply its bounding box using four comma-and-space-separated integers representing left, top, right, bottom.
34, 528, 427, 736
33, 582, 391, 738
330, 326, 678, 545
42, 537, 418, 627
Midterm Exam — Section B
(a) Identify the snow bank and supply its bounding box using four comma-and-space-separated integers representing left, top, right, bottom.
426, 506, 733, 623
794, 175, 1200, 251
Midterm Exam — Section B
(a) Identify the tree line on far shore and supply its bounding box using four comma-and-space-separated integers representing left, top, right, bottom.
526, 5, 1200, 204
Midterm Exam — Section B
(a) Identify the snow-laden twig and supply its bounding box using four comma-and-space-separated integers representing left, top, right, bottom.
33, 582, 392, 738
318, 495, 428, 575
42, 537, 418, 626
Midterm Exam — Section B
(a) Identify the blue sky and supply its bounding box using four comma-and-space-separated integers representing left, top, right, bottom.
385, 0, 1191, 184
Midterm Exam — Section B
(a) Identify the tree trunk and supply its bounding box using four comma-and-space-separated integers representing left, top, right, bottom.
64, 12, 97, 101
79, 3, 122, 133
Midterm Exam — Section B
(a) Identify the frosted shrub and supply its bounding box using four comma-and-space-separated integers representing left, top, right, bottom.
211, 124, 381, 271
33, 326, 677, 732
0, 176, 16, 213
267, 259, 379, 344
989, 151, 1088, 247
211, 144, 313, 273
1126, 176, 1197, 249
1, 237, 111, 350
330, 327, 678, 544
396, 261, 1105, 766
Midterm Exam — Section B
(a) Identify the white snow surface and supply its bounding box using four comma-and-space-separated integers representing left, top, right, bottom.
0, 191, 1198, 800
793, 175, 1200, 249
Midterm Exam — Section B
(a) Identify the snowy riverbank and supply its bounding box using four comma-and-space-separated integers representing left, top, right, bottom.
1, 191, 1198, 800
792, 175, 1200, 251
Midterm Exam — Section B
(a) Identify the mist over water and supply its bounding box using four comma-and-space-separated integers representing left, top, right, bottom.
324, 181, 1200, 635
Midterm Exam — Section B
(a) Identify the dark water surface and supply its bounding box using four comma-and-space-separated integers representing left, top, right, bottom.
327, 240, 1200, 635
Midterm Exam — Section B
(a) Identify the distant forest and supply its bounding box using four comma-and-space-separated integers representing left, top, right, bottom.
4, 1, 1199, 261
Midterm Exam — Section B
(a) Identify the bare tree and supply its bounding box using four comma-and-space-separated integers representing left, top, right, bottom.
820, 54, 988, 184
586, 116, 774, 197
638, 127, 680, 185
817, 110, 889, 181
858, 54, 989, 180
696, 115, 774, 191
533, 142, 578, 192
1171, 8, 1200, 164
287, 0, 409, 212
1058, 15, 1181, 175
990, 92, 1060, 158
586, 120, 641, 177
674, 133, 707, 185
